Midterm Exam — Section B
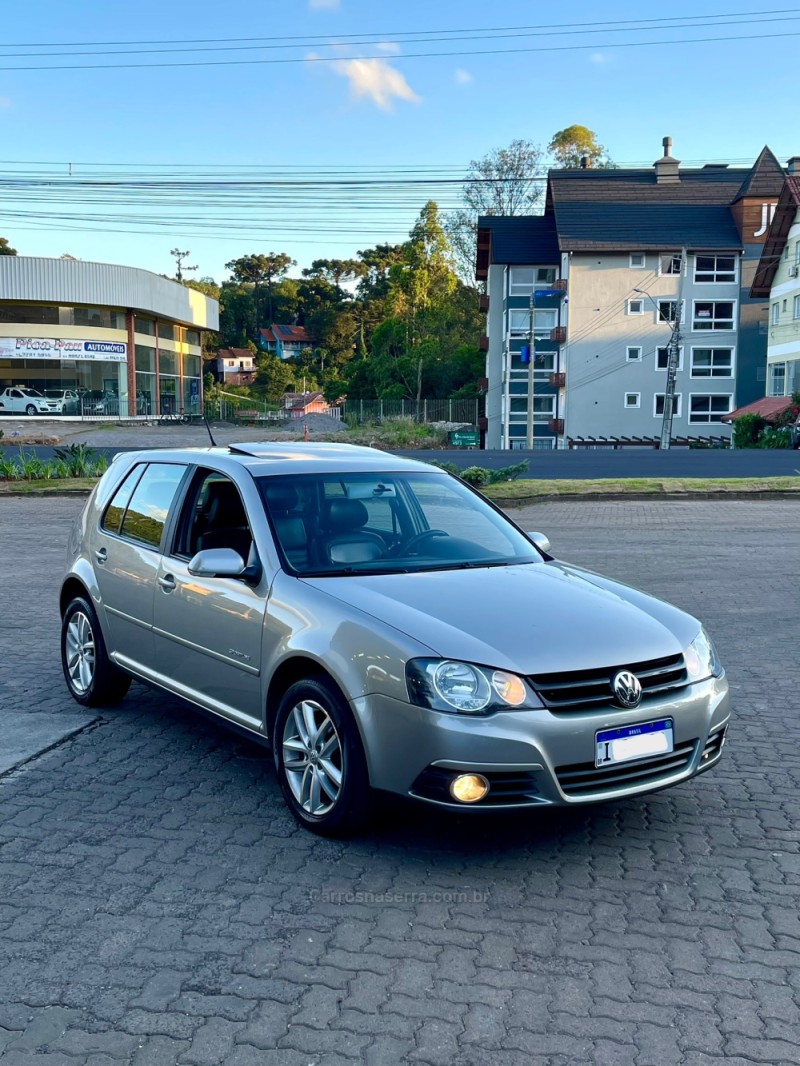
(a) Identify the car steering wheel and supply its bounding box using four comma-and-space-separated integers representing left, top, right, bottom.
402, 529, 449, 554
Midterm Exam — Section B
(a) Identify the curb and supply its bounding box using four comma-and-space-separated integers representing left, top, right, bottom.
489, 490, 800, 507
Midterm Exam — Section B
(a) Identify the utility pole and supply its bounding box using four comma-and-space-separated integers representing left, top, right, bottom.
659, 245, 687, 451
526, 289, 536, 449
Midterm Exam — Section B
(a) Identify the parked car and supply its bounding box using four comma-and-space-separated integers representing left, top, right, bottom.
60, 444, 730, 835
0, 386, 62, 416
44, 388, 80, 415
792, 417, 800, 450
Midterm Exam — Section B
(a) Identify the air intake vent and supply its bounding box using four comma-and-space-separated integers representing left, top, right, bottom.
556, 738, 697, 797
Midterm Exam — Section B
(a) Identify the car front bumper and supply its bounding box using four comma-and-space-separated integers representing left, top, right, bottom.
352, 673, 730, 809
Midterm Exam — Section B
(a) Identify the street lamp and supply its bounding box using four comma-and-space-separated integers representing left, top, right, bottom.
633, 283, 682, 450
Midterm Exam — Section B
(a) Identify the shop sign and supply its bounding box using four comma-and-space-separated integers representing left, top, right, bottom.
0, 338, 128, 362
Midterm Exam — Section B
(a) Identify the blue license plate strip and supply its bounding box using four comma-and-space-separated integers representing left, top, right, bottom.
595, 718, 674, 768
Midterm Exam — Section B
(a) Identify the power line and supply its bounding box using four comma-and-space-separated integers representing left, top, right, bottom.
2, 9, 795, 48
1, 28, 799, 72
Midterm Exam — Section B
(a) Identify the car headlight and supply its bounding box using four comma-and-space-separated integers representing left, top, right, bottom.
684, 628, 723, 682
406, 659, 541, 715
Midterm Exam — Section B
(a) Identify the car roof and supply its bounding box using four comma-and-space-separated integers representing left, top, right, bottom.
120, 441, 439, 478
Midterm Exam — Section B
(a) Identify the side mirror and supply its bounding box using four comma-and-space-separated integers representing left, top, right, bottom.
526, 531, 551, 554
188, 547, 247, 579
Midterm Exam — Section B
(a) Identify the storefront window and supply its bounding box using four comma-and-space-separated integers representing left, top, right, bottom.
0, 304, 60, 324
0, 358, 127, 415
186, 329, 201, 347
184, 355, 201, 378
159, 375, 178, 415
136, 372, 156, 416
159, 350, 179, 376
71, 307, 126, 330
183, 376, 202, 414
135, 344, 156, 374
135, 315, 156, 336
158, 322, 175, 341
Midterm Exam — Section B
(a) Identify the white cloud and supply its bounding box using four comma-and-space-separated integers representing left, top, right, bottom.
590, 53, 607, 63
454, 68, 473, 85
330, 57, 421, 111
376, 41, 401, 54
309, 0, 340, 8
0, 97, 10, 108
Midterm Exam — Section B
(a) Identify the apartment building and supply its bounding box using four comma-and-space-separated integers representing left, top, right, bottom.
477, 141, 787, 448
751, 172, 800, 397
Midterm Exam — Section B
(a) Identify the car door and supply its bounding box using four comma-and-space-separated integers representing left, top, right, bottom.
93, 462, 189, 673
7, 389, 25, 413
152, 468, 268, 729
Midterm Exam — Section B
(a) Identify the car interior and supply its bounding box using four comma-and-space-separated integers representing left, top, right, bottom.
185, 475, 254, 563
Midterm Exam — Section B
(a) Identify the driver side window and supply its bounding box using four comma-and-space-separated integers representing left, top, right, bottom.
173, 471, 254, 562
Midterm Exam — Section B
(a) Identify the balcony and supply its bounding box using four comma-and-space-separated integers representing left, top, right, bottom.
478, 294, 490, 312
549, 372, 566, 388
550, 326, 567, 344
548, 418, 565, 434
479, 335, 489, 352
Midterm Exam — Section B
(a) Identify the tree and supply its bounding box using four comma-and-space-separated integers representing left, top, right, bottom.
252, 351, 295, 404
548, 125, 614, 169
225, 252, 296, 330
446, 139, 545, 281
302, 258, 361, 299
0, 236, 17, 256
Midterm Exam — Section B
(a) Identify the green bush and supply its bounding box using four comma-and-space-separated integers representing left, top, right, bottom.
430, 459, 529, 487
757, 426, 792, 449
53, 442, 98, 477
732, 414, 766, 449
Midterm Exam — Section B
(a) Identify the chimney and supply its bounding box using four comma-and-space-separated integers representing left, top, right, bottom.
654, 136, 681, 184
788, 156, 800, 176
580, 155, 590, 169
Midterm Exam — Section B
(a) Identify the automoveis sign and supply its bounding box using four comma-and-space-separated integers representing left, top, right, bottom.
0, 338, 128, 362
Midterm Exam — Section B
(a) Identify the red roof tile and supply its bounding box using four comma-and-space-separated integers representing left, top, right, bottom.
723, 397, 794, 423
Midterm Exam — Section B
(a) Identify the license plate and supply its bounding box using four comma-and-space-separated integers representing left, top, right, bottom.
595, 719, 674, 767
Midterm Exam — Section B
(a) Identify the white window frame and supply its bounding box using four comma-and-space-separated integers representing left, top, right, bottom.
772, 302, 780, 325
658, 253, 683, 277
693, 254, 738, 284
629, 253, 646, 268
627, 298, 644, 316
653, 393, 682, 418
509, 308, 557, 337
768, 363, 786, 396
690, 346, 735, 379
693, 300, 737, 331
655, 346, 684, 372
534, 267, 557, 286
688, 393, 733, 424
657, 299, 685, 325
626, 346, 643, 362
508, 266, 557, 295
624, 392, 641, 409
794, 295, 800, 320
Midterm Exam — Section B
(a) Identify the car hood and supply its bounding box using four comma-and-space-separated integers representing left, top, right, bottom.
303, 562, 700, 674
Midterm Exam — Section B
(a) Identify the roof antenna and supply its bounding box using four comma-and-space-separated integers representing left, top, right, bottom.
203, 414, 217, 447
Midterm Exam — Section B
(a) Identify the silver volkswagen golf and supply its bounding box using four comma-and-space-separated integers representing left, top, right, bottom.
61, 443, 730, 834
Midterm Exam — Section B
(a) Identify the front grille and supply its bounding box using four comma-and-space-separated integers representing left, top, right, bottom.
530, 653, 688, 712
556, 738, 697, 797
411, 766, 540, 806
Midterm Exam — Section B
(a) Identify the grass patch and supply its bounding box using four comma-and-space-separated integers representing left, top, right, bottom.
483, 476, 800, 502
0, 477, 98, 495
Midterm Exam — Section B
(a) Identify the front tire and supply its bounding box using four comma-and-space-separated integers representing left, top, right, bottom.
61, 596, 131, 707
25, 404, 37, 416
273, 675, 372, 836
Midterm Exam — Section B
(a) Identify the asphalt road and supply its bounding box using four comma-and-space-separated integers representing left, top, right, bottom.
3, 442, 800, 478
1, 496, 799, 1064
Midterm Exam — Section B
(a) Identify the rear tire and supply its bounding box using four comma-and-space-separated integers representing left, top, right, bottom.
61, 596, 131, 707
273, 675, 372, 836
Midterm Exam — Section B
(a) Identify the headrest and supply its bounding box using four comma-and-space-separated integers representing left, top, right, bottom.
205, 479, 243, 521
322, 498, 369, 533
264, 482, 299, 512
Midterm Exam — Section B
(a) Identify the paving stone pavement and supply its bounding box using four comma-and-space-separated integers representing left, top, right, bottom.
1, 496, 799, 1066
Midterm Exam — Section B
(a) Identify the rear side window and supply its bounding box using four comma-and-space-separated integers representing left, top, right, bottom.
102, 466, 145, 534
109, 464, 187, 548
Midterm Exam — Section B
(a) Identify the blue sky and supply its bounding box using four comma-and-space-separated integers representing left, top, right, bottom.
1, 0, 797, 281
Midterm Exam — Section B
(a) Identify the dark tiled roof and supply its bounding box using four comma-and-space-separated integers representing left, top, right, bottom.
734, 147, 785, 201
554, 203, 743, 251
548, 168, 751, 206
476, 215, 559, 265
751, 176, 800, 296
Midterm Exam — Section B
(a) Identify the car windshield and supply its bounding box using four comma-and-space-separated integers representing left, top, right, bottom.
258, 470, 542, 576
20, 388, 44, 397
44, 390, 63, 398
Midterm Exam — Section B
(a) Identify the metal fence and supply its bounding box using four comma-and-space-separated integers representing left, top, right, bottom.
339, 397, 480, 425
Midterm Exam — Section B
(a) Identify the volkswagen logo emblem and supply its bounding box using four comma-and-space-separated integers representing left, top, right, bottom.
612, 670, 642, 708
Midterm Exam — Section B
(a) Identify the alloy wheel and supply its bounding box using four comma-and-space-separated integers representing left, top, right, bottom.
65, 611, 96, 694
281, 699, 344, 816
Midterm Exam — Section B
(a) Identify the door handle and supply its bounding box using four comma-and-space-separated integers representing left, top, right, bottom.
95, 548, 107, 564
158, 574, 176, 593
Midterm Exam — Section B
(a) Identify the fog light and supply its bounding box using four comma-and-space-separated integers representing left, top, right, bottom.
450, 773, 490, 803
